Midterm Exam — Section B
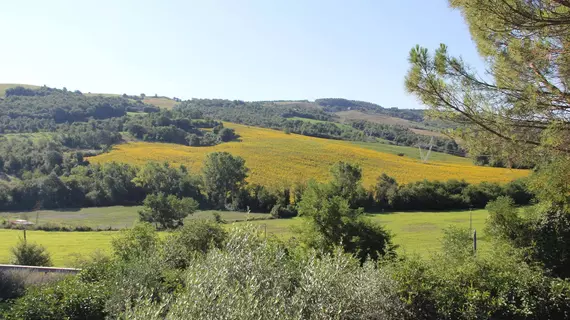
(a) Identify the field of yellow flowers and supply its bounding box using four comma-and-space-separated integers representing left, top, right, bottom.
88, 123, 529, 188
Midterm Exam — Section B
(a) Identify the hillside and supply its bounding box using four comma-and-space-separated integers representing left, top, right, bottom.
0, 83, 178, 109
88, 122, 528, 188
0, 83, 40, 96
0, 84, 447, 138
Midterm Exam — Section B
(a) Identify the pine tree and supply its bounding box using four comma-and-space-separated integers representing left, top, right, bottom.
406, 0, 570, 166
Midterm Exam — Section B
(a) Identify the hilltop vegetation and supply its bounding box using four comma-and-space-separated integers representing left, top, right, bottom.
175, 98, 466, 157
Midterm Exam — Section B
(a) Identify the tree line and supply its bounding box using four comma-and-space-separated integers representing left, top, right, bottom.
0, 151, 533, 223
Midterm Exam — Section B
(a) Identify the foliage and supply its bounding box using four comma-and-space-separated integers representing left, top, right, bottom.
111, 222, 159, 261
405, 1, 570, 166
389, 228, 570, 319
298, 163, 395, 263
202, 152, 248, 209
138, 193, 198, 229
132, 162, 201, 200
119, 225, 409, 320
485, 196, 524, 242
329, 161, 367, 207
485, 197, 570, 279
10, 240, 52, 266
0, 271, 26, 302
162, 219, 227, 269
374, 173, 398, 207
5, 276, 109, 320
389, 178, 532, 211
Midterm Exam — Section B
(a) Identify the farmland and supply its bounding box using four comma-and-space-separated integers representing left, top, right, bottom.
142, 97, 178, 109
88, 122, 529, 188
0, 208, 489, 266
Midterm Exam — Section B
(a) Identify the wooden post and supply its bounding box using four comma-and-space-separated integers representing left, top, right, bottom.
473, 229, 477, 255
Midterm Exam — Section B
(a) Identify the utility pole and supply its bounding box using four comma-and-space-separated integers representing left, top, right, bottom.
418, 136, 434, 163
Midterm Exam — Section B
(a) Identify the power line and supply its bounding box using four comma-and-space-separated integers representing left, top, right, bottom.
418, 136, 434, 163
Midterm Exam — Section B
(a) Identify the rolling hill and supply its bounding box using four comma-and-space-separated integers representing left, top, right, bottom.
0, 83, 40, 96
0, 83, 178, 109
88, 122, 528, 188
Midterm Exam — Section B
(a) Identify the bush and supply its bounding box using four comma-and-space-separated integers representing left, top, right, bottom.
111, 222, 159, 261
269, 204, 297, 219
10, 240, 52, 266
0, 271, 26, 302
163, 220, 227, 269
120, 225, 409, 319
5, 277, 109, 320
388, 228, 570, 319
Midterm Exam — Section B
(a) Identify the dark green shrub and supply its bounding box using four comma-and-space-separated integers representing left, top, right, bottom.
10, 240, 52, 267
270, 204, 297, 219
0, 271, 26, 302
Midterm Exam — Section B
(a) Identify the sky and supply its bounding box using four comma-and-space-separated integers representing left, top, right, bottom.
0, 0, 483, 109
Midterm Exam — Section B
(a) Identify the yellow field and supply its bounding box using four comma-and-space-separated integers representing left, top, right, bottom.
88, 123, 529, 188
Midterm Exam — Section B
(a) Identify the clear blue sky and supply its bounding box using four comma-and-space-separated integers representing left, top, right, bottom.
0, 0, 481, 109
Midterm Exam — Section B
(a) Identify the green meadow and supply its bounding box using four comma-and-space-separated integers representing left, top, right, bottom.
0, 208, 487, 266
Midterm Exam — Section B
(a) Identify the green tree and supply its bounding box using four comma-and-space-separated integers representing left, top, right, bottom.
218, 127, 237, 142
329, 161, 367, 207
298, 178, 394, 263
133, 162, 201, 199
138, 193, 198, 229
202, 152, 248, 209
374, 173, 398, 207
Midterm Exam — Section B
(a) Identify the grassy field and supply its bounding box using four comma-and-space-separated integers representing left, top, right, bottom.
246, 209, 488, 255
0, 207, 270, 229
0, 208, 489, 266
351, 141, 471, 164
0, 230, 115, 266
335, 110, 418, 127
88, 122, 529, 188
143, 97, 178, 109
